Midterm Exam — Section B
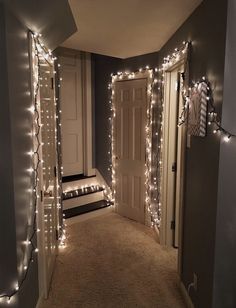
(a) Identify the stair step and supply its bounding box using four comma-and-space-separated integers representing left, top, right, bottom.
62, 177, 99, 193
63, 191, 104, 210
62, 186, 104, 200
62, 174, 96, 183
63, 200, 111, 219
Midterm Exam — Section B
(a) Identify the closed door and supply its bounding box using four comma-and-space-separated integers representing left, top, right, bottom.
114, 79, 147, 224
60, 55, 83, 176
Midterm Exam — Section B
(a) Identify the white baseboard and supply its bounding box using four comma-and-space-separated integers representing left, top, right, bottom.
153, 225, 160, 243
180, 281, 194, 308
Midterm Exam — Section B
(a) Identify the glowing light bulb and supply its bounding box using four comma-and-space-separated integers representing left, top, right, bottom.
224, 135, 231, 143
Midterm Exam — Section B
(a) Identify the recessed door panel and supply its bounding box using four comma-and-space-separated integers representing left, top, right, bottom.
60, 55, 83, 176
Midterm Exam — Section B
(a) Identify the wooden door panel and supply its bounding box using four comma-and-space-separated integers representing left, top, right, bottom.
133, 106, 142, 161
121, 106, 130, 159
115, 79, 147, 224
62, 134, 78, 164
61, 70, 77, 120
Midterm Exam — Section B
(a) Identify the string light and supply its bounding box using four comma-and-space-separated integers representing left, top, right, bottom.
0, 30, 64, 304
109, 68, 160, 225
179, 76, 236, 142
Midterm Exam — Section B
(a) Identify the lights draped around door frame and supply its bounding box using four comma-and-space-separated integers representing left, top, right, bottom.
0, 31, 64, 305
108, 41, 191, 229
108, 68, 162, 227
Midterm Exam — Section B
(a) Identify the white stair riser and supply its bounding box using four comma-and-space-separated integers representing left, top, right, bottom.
62, 177, 99, 192
63, 191, 104, 210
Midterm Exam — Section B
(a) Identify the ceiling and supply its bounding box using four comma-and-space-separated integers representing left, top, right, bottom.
62, 0, 203, 59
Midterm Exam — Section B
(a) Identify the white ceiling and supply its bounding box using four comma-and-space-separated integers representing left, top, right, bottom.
62, 0, 202, 59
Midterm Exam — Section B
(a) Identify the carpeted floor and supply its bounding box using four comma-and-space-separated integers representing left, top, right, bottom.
41, 212, 186, 308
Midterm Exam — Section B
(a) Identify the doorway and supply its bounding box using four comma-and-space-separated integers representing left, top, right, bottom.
161, 61, 186, 271
113, 72, 151, 224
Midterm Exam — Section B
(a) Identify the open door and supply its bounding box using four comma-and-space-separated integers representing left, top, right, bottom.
113, 75, 149, 224
162, 62, 186, 251
37, 55, 60, 298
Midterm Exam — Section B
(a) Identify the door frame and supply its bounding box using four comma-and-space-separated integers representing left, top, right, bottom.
111, 70, 153, 225
81, 52, 95, 176
29, 37, 60, 299
161, 58, 188, 275
37, 59, 60, 299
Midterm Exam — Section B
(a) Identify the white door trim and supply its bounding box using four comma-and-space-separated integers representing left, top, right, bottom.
161, 57, 187, 275
82, 52, 95, 176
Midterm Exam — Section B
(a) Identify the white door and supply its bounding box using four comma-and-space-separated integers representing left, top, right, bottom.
162, 64, 185, 248
114, 78, 147, 224
60, 55, 83, 176
39, 60, 59, 297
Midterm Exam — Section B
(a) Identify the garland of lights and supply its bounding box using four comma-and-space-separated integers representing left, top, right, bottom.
107, 42, 191, 229
109, 68, 161, 226
149, 41, 190, 227
0, 31, 64, 305
179, 77, 236, 142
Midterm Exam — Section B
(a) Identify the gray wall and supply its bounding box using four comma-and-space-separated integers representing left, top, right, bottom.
93, 54, 122, 185
93, 0, 228, 307
2, 0, 77, 51
0, 2, 76, 307
213, 0, 236, 307
4, 7, 39, 308
0, 4, 19, 307
158, 1, 228, 307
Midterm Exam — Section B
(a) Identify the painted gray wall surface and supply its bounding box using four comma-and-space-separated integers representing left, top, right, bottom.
93, 54, 122, 186
122, 51, 159, 72
0, 4, 19, 307
0, 2, 76, 307
4, 7, 39, 308
3, 0, 77, 50
213, 0, 236, 307
158, 0, 228, 307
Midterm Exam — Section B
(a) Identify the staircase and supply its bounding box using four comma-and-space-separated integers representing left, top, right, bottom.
62, 174, 111, 219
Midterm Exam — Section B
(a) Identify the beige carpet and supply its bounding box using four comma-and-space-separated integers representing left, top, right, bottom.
41, 212, 186, 308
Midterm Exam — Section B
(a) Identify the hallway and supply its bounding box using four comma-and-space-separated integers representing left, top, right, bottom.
41, 212, 185, 308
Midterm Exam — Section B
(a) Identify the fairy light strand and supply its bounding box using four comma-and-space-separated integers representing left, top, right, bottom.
0, 31, 64, 304
109, 68, 160, 226
177, 75, 236, 143
0, 32, 43, 304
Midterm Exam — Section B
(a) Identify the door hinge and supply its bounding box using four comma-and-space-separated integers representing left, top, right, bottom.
51, 77, 54, 90
172, 162, 177, 172
54, 166, 57, 177
56, 229, 59, 241
40, 190, 43, 202
171, 220, 176, 230
177, 79, 181, 92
